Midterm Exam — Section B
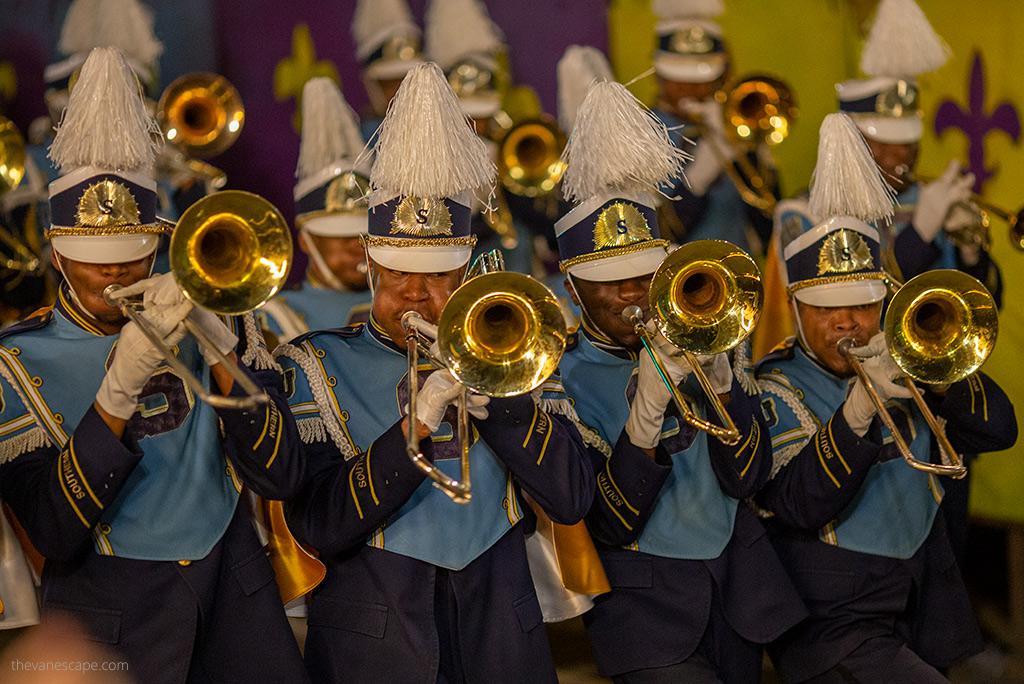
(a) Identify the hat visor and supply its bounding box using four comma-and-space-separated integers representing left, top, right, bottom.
653, 53, 727, 83
565, 245, 667, 282
365, 57, 424, 81
301, 213, 367, 238
51, 234, 159, 265
852, 115, 922, 145
459, 93, 502, 119
793, 279, 887, 307
367, 244, 473, 273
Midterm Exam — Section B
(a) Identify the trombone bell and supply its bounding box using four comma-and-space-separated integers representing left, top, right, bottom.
158, 73, 245, 158
171, 191, 292, 315
0, 117, 26, 195
497, 118, 566, 198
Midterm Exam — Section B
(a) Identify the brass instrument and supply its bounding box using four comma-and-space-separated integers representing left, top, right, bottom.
685, 74, 797, 217
0, 117, 44, 278
497, 118, 566, 199
837, 269, 998, 478
104, 191, 292, 410
156, 73, 245, 194
623, 240, 763, 445
403, 268, 567, 503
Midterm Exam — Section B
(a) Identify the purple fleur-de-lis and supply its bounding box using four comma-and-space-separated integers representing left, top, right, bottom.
935, 52, 1020, 194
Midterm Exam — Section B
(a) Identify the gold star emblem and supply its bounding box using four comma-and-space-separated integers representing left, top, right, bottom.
391, 197, 453, 236
593, 202, 652, 250
817, 229, 873, 275
76, 180, 140, 227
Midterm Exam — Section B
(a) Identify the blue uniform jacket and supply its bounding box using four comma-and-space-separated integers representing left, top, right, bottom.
755, 339, 1017, 682
0, 295, 307, 683
561, 331, 807, 677
280, 322, 595, 683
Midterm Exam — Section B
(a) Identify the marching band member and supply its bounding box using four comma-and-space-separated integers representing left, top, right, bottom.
836, 0, 1002, 306
0, 48, 307, 682
260, 77, 372, 345
755, 113, 1016, 683
352, 0, 424, 142
555, 79, 805, 684
651, 0, 778, 255
276, 62, 594, 683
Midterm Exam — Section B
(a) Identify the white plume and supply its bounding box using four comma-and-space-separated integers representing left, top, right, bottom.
297, 78, 366, 181
561, 81, 689, 203
425, 0, 504, 71
370, 62, 495, 199
808, 113, 895, 222
48, 47, 161, 173
557, 45, 615, 134
860, 0, 949, 77
59, 0, 163, 68
652, 0, 724, 20
352, 0, 420, 62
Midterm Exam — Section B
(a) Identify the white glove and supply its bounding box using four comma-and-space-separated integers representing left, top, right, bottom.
416, 370, 489, 432
695, 352, 733, 395
842, 333, 914, 436
115, 272, 191, 318
912, 160, 976, 242
625, 333, 694, 449
188, 307, 239, 367
96, 317, 189, 420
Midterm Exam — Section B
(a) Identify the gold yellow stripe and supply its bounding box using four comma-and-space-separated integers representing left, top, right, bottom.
253, 405, 272, 450
68, 438, 102, 509
598, 471, 633, 531
365, 444, 379, 506
58, 464, 90, 528
826, 418, 851, 474
522, 403, 539, 448
0, 414, 34, 437
264, 408, 283, 469
815, 433, 840, 489
738, 422, 759, 478
348, 461, 365, 520
605, 467, 639, 515
536, 418, 553, 466
58, 289, 104, 336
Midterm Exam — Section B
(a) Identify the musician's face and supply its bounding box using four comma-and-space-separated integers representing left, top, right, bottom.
301, 233, 369, 291
863, 136, 919, 193
794, 299, 882, 377
52, 252, 154, 335
568, 274, 652, 351
370, 259, 466, 344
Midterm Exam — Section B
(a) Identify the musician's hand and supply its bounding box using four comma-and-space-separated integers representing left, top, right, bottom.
416, 370, 489, 432
625, 333, 693, 449
96, 317, 188, 420
913, 160, 975, 242
696, 352, 733, 395
842, 333, 913, 436
188, 307, 239, 367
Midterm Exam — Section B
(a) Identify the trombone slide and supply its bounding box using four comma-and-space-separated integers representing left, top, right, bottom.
837, 338, 966, 479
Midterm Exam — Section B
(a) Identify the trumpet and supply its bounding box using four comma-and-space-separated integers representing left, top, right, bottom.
623, 240, 763, 445
403, 266, 567, 503
156, 73, 245, 194
104, 191, 292, 410
836, 269, 998, 478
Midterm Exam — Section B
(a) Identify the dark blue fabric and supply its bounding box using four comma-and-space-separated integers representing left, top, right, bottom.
49, 173, 158, 227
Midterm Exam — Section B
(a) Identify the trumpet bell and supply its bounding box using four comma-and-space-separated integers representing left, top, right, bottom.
719, 73, 797, 148
885, 269, 998, 384
158, 73, 245, 158
498, 118, 566, 198
0, 117, 26, 195
171, 190, 292, 315
438, 272, 566, 397
651, 240, 763, 355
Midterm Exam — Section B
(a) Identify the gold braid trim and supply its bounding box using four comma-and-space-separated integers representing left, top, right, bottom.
362, 235, 477, 248
787, 272, 887, 294
559, 240, 669, 274
46, 223, 171, 238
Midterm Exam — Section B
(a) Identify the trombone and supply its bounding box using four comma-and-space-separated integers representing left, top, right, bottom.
675, 74, 797, 217
403, 267, 567, 503
156, 73, 245, 194
836, 269, 998, 478
0, 116, 45, 278
623, 240, 763, 445
104, 191, 292, 410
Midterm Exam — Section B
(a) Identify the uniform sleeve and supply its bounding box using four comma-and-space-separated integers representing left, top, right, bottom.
472, 393, 595, 525
754, 375, 879, 531
215, 365, 305, 500
934, 371, 1017, 454
0, 406, 144, 562
705, 376, 773, 499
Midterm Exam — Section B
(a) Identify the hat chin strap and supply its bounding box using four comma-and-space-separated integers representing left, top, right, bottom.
789, 299, 822, 364
302, 227, 347, 291
566, 273, 615, 346
52, 250, 157, 329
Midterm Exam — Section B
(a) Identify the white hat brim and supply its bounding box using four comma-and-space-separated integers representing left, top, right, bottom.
566, 245, 667, 282
851, 114, 922, 145
367, 244, 473, 273
793, 279, 887, 307
302, 213, 368, 238
653, 53, 727, 83
51, 234, 159, 265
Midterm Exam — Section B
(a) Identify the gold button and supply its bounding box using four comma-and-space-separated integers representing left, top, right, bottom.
178, 560, 191, 566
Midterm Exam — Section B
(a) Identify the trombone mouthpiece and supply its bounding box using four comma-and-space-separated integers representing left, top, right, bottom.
621, 305, 644, 325
836, 337, 856, 356
103, 283, 127, 307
